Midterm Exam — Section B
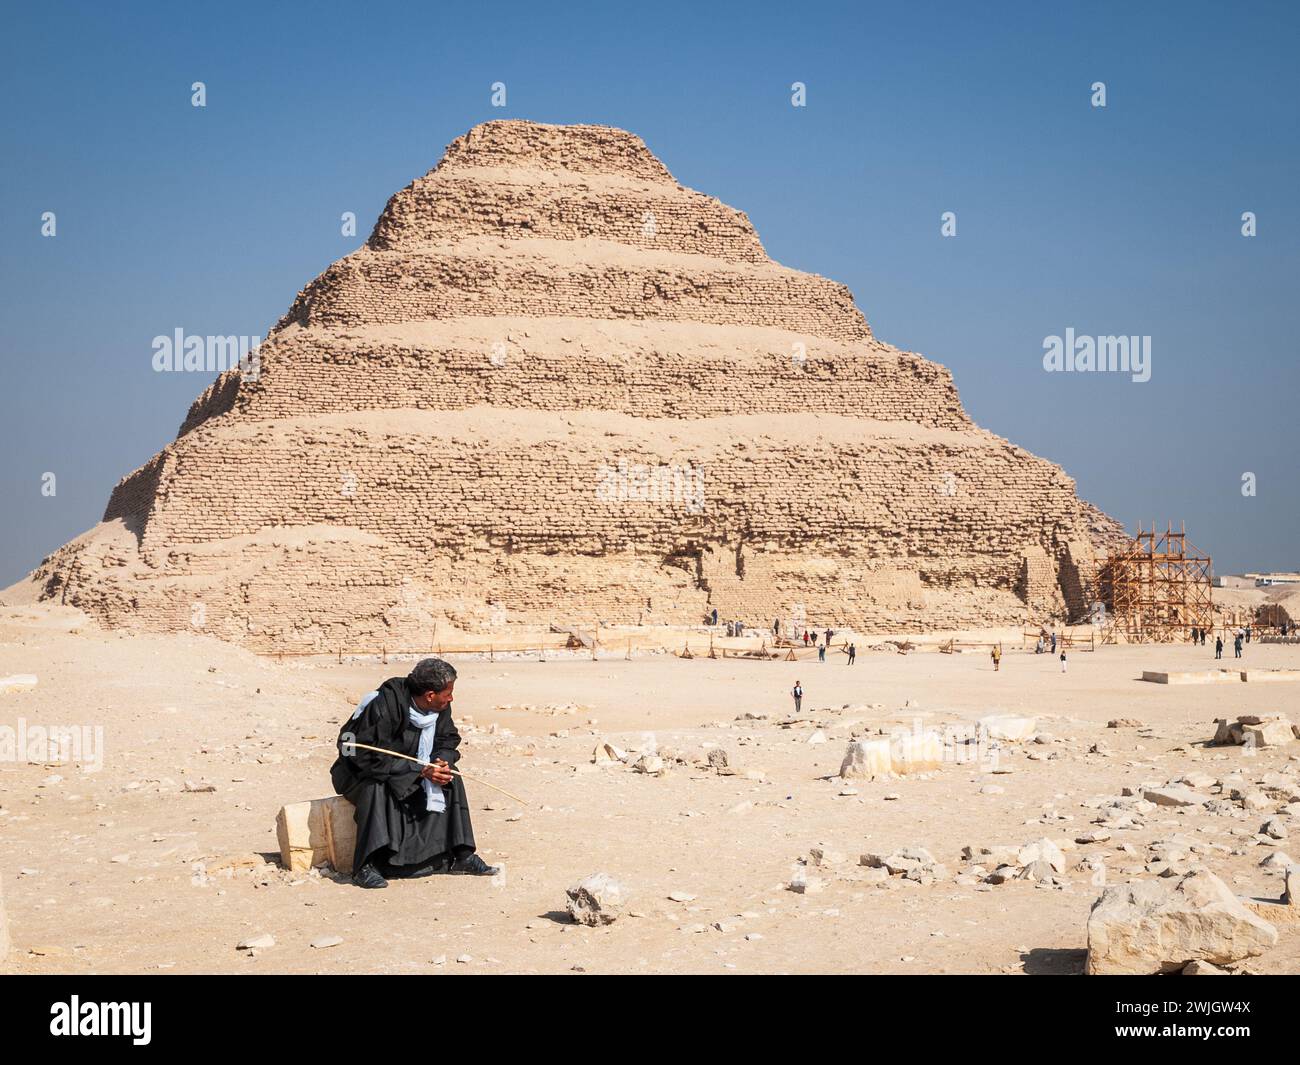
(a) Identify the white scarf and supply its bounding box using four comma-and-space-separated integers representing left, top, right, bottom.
409, 706, 447, 813
348, 692, 446, 813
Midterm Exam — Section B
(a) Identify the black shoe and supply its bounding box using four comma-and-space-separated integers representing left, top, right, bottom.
403, 855, 453, 879
351, 861, 388, 889
447, 853, 498, 876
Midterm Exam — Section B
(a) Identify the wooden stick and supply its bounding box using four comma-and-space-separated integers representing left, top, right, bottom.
344, 741, 532, 806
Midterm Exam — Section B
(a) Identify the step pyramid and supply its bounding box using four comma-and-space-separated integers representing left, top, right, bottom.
19, 120, 1126, 650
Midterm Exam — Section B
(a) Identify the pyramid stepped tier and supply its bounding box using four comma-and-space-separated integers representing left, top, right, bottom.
279, 239, 870, 339
13, 120, 1127, 650
368, 170, 770, 262
178, 321, 969, 435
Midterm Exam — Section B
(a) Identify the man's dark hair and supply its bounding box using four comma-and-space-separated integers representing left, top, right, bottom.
408, 657, 458, 695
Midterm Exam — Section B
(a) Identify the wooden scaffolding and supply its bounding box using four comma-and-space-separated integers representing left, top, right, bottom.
1098, 522, 1214, 643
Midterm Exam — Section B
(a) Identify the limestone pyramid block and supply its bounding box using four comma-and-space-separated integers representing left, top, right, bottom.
275, 795, 357, 875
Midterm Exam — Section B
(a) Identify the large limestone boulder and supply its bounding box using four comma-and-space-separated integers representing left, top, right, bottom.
840, 737, 892, 780
1241, 719, 1295, 748
889, 730, 944, 774
1086, 869, 1278, 975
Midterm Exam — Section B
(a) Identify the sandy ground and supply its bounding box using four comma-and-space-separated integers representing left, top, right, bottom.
1, 604, 1297, 975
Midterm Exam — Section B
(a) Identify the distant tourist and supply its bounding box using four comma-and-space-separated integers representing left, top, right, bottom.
847, 643, 856, 665
818, 643, 826, 662
1050, 631, 1057, 654
991, 644, 1001, 672
1215, 635, 1223, 659
1060, 650, 1068, 673
710, 608, 718, 626
773, 619, 780, 636
802, 630, 810, 647
1035, 637, 1045, 654
1234, 634, 1243, 659
792, 681, 803, 714
1191, 626, 1199, 644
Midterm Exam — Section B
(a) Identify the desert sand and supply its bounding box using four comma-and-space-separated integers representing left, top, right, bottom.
1, 603, 1296, 975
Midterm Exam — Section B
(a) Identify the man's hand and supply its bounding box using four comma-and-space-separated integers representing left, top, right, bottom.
421, 758, 454, 786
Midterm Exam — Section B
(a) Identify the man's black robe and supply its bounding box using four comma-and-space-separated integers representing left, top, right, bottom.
329, 676, 477, 871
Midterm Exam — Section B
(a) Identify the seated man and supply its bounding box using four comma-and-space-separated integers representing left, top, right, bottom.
330, 657, 497, 888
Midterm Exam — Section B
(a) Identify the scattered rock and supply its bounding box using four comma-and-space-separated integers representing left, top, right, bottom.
862, 847, 936, 876
1016, 838, 1066, 873
788, 868, 824, 894
0, 674, 38, 694
979, 715, 1037, 742
237, 934, 275, 951
1238, 789, 1272, 811
1017, 860, 1058, 883
310, 935, 343, 949
1262, 817, 1287, 840
566, 873, 626, 926
1181, 959, 1227, 975
1143, 786, 1210, 808
591, 741, 627, 765
801, 844, 843, 871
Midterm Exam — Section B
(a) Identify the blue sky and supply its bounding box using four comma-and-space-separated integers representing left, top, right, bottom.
1, 0, 1296, 582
